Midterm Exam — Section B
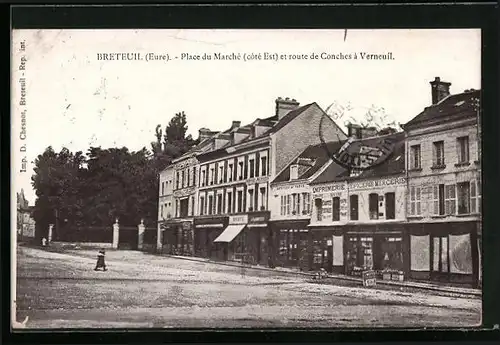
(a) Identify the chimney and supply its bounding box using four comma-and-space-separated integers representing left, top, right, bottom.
430, 77, 451, 105
275, 97, 300, 120
231, 121, 241, 130
360, 126, 378, 139
198, 128, 212, 141
346, 123, 362, 139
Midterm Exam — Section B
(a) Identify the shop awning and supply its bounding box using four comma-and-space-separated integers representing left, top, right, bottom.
213, 224, 246, 243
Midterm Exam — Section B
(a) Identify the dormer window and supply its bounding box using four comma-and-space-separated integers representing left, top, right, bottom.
290, 164, 299, 180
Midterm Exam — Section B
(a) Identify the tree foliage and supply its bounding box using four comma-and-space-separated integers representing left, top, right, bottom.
32, 112, 196, 237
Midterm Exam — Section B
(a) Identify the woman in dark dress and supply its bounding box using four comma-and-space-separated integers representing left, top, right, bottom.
94, 249, 107, 271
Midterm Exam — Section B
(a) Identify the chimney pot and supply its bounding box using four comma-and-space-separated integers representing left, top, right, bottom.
430, 76, 451, 105
231, 121, 241, 130
275, 97, 300, 120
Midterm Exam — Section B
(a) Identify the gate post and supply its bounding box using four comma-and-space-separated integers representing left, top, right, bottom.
156, 222, 163, 252
48, 224, 54, 243
112, 218, 119, 249
138, 219, 145, 250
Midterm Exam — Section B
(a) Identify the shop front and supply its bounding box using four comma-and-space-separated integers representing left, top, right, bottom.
407, 221, 480, 287
270, 220, 309, 270
161, 219, 194, 256
193, 216, 228, 260
307, 226, 345, 273
212, 212, 271, 265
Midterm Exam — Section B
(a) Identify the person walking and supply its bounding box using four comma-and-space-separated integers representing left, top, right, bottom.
94, 249, 107, 271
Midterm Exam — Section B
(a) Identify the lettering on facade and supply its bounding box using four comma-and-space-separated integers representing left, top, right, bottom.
312, 184, 345, 194
229, 215, 248, 225
246, 176, 269, 186
275, 183, 306, 191
175, 158, 196, 170
349, 177, 406, 190
173, 187, 196, 197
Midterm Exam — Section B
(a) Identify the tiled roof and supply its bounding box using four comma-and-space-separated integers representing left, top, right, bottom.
273, 140, 346, 183
403, 89, 480, 128
310, 131, 405, 185
268, 103, 315, 134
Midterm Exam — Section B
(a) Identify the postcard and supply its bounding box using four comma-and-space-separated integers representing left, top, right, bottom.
11, 28, 481, 329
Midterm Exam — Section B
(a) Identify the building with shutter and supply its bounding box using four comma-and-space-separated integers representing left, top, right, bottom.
402, 77, 481, 287
308, 131, 407, 276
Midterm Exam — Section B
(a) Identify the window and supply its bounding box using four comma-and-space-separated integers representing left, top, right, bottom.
332, 197, 340, 221
181, 170, 185, 188
199, 196, 205, 216
238, 161, 244, 180
219, 165, 224, 183
286, 195, 291, 215
216, 193, 223, 214
432, 236, 449, 273
260, 187, 266, 211
385, 192, 395, 219
470, 179, 481, 214
457, 182, 470, 214
261, 156, 267, 176
227, 191, 233, 213
161, 205, 164, 218
410, 145, 421, 169
302, 193, 310, 214
315, 198, 323, 221
187, 168, 191, 186
175, 200, 179, 217
248, 189, 254, 211
410, 186, 421, 216
432, 184, 445, 215
249, 159, 255, 178
237, 190, 244, 213
180, 198, 188, 217
210, 168, 215, 185
433, 141, 445, 166
350, 195, 359, 220
201, 170, 206, 187
190, 196, 195, 216
445, 184, 456, 215
280, 196, 286, 216
208, 195, 213, 215
228, 163, 233, 182
176, 172, 180, 189
193, 167, 196, 186
290, 165, 299, 180
291, 194, 298, 215
457, 136, 470, 163
369, 193, 379, 220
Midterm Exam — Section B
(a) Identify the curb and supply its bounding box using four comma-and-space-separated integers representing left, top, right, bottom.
163, 253, 481, 297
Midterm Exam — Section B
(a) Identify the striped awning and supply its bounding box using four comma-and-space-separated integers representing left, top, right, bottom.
213, 224, 246, 243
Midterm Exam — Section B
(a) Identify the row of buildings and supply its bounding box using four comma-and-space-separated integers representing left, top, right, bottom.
157, 77, 481, 287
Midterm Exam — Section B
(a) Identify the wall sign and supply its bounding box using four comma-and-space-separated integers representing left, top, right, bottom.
350, 177, 406, 190
312, 184, 346, 194
229, 215, 248, 225
275, 183, 306, 191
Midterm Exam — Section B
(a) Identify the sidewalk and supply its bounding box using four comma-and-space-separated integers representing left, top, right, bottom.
165, 253, 482, 297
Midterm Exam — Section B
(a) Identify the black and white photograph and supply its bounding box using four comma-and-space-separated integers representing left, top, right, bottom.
11, 28, 482, 329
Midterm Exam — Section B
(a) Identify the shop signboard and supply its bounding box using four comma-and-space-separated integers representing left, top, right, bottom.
362, 270, 377, 287
229, 214, 248, 225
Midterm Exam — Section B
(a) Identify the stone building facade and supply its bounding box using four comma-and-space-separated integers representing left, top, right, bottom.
402, 77, 481, 287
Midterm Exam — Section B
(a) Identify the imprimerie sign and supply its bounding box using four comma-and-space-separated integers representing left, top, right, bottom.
350, 176, 406, 190
312, 183, 346, 194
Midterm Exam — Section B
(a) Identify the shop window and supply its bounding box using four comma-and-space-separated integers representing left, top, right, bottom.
445, 184, 456, 215
332, 197, 340, 221
350, 194, 359, 220
380, 236, 403, 271
449, 234, 472, 274
410, 234, 430, 271
457, 136, 470, 163
432, 236, 449, 273
409, 186, 421, 216
457, 182, 470, 214
369, 193, 379, 220
385, 192, 395, 219
433, 140, 445, 167
315, 198, 323, 221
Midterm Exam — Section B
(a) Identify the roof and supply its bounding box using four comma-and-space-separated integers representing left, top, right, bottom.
268, 103, 314, 134
273, 140, 346, 183
403, 89, 480, 129
310, 131, 405, 185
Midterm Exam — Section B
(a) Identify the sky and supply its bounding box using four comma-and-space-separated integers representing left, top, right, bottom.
11, 29, 481, 204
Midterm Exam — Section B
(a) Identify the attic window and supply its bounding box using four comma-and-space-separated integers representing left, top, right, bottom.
290, 164, 299, 180
454, 100, 466, 107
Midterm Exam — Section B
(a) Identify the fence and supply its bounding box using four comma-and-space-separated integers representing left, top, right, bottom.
55, 226, 113, 243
